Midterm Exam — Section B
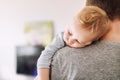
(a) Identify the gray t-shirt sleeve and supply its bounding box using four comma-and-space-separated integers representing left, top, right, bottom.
37, 32, 65, 69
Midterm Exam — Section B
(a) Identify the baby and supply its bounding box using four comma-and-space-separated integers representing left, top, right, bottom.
36, 6, 109, 80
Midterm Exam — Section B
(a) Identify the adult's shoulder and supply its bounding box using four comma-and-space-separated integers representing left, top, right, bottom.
53, 41, 98, 58
52, 40, 109, 63
53, 46, 84, 60
52, 45, 93, 64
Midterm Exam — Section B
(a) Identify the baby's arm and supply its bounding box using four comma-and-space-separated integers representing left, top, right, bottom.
37, 32, 65, 80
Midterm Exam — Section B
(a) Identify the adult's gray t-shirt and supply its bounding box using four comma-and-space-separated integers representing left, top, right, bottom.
51, 40, 120, 80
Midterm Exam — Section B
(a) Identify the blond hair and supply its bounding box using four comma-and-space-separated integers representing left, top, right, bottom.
74, 6, 109, 39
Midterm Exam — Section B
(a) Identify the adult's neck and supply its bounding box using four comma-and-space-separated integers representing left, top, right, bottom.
101, 19, 120, 42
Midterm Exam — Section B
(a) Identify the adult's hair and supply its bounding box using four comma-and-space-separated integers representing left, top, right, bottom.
86, 0, 120, 20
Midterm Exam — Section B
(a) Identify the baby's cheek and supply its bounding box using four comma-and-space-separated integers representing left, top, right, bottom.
68, 40, 82, 48
73, 42, 82, 48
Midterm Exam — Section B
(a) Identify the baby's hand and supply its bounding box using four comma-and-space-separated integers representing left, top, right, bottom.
63, 28, 84, 48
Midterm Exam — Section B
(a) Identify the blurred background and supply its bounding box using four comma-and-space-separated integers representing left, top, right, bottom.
0, 0, 85, 80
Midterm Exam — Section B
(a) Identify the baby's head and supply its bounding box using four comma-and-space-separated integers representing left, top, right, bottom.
64, 6, 109, 47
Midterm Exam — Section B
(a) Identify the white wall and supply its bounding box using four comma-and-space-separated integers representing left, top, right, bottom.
0, 0, 85, 80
